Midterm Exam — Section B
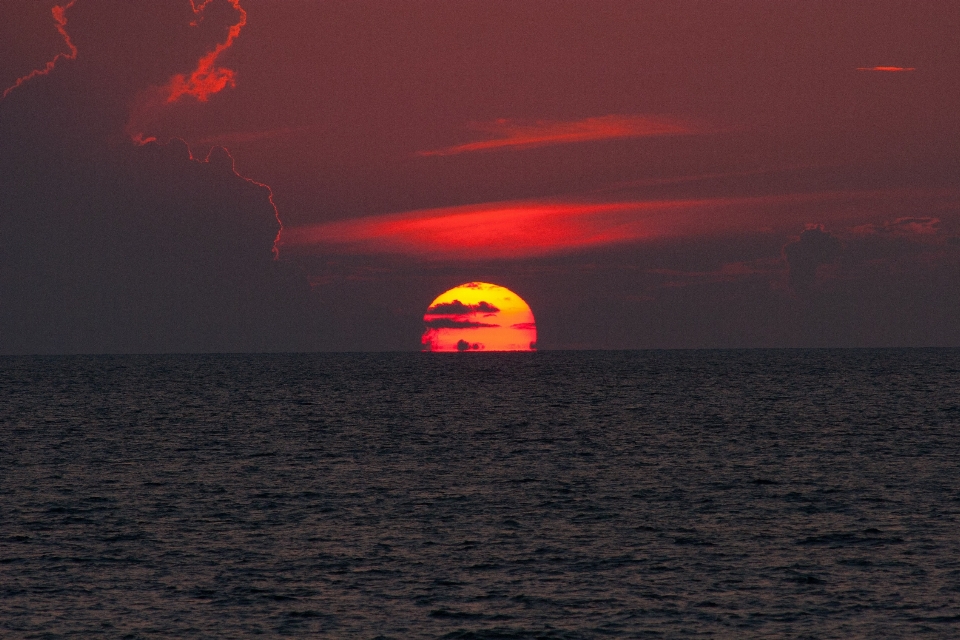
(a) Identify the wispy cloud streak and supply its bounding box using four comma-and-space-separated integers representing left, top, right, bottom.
2, 1, 78, 100
857, 66, 916, 72
280, 197, 765, 259
282, 190, 948, 260
417, 115, 698, 156
284, 200, 655, 258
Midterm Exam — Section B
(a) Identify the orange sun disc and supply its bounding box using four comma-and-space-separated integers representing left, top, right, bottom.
422, 282, 537, 352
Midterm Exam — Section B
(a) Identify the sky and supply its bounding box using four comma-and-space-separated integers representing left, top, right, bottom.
1, 0, 959, 353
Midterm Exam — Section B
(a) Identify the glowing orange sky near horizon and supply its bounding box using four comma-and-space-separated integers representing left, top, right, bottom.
423, 283, 536, 352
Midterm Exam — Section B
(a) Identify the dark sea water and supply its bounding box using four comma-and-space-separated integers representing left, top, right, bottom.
2, 350, 960, 638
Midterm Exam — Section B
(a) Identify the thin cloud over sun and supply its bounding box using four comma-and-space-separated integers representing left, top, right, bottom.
417, 114, 699, 156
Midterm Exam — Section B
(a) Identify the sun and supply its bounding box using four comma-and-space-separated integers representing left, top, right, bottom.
422, 282, 537, 352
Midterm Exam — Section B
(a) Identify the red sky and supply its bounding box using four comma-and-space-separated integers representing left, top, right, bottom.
1, 0, 959, 351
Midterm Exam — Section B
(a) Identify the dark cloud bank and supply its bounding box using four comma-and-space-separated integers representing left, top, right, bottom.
0, 2, 324, 354
783, 227, 842, 292
0, 123, 323, 353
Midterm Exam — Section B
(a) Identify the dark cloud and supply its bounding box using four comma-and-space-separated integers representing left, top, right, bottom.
424, 318, 499, 329
887, 217, 940, 235
0, 143, 323, 353
853, 217, 940, 237
783, 227, 841, 292
426, 300, 500, 316
0, 57, 324, 353
456, 339, 481, 351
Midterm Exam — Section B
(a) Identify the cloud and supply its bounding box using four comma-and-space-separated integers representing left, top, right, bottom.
0, 5, 322, 353
417, 115, 698, 156
783, 226, 842, 292
424, 318, 499, 329
856, 66, 916, 72
423, 299, 502, 329
0, 137, 320, 353
648, 261, 774, 288
282, 190, 937, 260
2, 0, 254, 144
193, 126, 313, 146
126, 0, 250, 142
456, 340, 482, 351
426, 300, 500, 315
167, 0, 247, 102
281, 199, 687, 259
1, 1, 77, 100
852, 217, 940, 236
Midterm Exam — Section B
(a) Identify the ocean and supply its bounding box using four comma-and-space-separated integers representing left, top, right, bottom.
2, 350, 959, 638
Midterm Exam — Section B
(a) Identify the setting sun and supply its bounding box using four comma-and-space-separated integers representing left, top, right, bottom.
422, 282, 536, 352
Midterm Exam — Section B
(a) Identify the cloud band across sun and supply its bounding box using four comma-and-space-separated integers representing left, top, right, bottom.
417, 115, 699, 156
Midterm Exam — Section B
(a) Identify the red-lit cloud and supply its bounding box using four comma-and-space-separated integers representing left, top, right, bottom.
417, 115, 698, 156
288, 196, 765, 259
856, 66, 916, 72
113, 1, 280, 252
166, 0, 248, 103
1, 1, 77, 100
284, 200, 658, 258
852, 217, 940, 236
282, 190, 952, 260
127, 0, 249, 143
